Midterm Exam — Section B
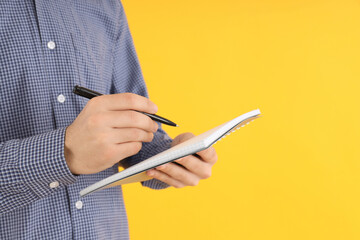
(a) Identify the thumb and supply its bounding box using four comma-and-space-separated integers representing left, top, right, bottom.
171, 132, 196, 147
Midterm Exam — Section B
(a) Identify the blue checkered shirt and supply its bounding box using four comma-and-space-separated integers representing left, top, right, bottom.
0, 1, 172, 239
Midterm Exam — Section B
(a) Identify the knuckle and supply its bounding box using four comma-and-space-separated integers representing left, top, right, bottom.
128, 111, 141, 125
148, 119, 156, 131
147, 132, 154, 142
130, 128, 142, 140
123, 93, 137, 108
147, 100, 158, 113
153, 122, 159, 132
130, 142, 142, 154
130, 129, 153, 142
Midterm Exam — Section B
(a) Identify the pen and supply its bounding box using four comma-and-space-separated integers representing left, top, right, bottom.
73, 85, 178, 127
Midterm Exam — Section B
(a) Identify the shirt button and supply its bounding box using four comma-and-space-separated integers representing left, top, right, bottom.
49, 181, 59, 189
75, 201, 83, 210
57, 94, 66, 103
47, 41, 56, 50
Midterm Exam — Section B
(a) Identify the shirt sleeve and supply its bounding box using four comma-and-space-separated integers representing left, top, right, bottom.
0, 127, 77, 215
111, 2, 172, 189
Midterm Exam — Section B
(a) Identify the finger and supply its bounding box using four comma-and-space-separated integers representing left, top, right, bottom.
146, 169, 186, 188
107, 128, 154, 143
105, 142, 143, 164
89, 93, 158, 114
175, 155, 212, 179
195, 147, 218, 164
155, 163, 200, 186
171, 132, 195, 147
105, 111, 158, 133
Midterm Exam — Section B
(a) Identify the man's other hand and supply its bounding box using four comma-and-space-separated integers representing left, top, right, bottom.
146, 133, 218, 188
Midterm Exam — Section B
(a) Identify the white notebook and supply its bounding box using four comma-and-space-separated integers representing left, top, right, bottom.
80, 109, 261, 197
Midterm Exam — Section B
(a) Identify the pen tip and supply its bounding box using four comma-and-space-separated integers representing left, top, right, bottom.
176, 125, 180, 127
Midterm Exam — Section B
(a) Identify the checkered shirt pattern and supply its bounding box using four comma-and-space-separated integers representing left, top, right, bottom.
0, 0, 172, 239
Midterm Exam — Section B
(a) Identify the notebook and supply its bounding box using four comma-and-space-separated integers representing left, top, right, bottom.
80, 109, 261, 197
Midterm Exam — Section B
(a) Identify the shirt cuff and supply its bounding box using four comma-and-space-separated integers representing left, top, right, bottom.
19, 128, 77, 198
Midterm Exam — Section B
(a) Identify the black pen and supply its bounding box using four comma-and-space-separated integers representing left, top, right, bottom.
73, 85, 178, 127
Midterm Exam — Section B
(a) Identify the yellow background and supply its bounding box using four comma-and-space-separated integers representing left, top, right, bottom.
121, 1, 360, 239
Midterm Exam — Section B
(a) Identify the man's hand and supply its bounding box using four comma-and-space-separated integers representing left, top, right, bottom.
64, 93, 159, 175
146, 133, 218, 188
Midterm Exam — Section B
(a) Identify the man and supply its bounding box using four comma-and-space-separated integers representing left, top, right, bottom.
0, 1, 217, 239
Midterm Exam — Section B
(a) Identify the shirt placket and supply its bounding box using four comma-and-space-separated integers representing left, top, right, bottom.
33, 0, 80, 129
33, 0, 84, 238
